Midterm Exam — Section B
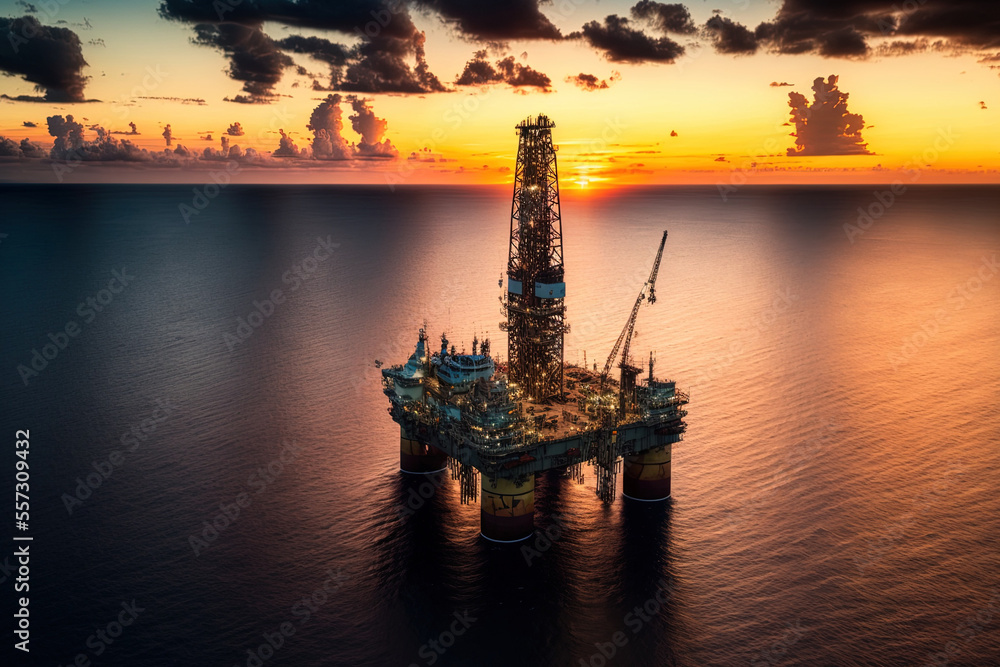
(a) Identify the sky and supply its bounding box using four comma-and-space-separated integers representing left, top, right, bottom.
0, 0, 998, 185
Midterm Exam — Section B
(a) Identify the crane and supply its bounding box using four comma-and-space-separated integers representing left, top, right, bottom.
599, 230, 668, 416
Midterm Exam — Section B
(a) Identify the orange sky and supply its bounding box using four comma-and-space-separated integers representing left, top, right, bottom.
0, 0, 997, 185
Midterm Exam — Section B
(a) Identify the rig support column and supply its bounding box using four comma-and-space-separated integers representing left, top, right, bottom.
622, 444, 671, 501
399, 426, 447, 474
481, 475, 535, 542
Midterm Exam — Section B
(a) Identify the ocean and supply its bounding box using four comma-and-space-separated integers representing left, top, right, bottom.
1, 184, 998, 666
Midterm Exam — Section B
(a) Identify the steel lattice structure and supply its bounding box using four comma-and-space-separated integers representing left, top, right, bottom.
502, 115, 568, 401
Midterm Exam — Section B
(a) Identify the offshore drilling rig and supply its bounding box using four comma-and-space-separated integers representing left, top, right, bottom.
382, 115, 689, 542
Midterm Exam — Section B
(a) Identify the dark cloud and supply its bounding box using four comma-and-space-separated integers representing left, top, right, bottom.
566, 73, 606, 91
0, 16, 92, 102
191, 23, 294, 101
22, 120, 37, 127
159, 1, 446, 97
276, 34, 349, 89
341, 31, 447, 93
308, 94, 352, 160
786, 75, 872, 156
630, 1, 697, 35
111, 122, 140, 135
226, 122, 245, 136
276, 35, 349, 66
0, 136, 44, 157
413, 0, 561, 40
162, 124, 174, 146
571, 15, 684, 63
770, 81, 795, 86
753, 0, 1000, 59
15, 2, 37, 14
158, 0, 417, 38
565, 71, 620, 91
348, 96, 398, 158
705, 16, 758, 54
456, 50, 551, 90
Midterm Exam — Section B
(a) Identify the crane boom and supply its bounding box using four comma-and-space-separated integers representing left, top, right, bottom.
601, 230, 668, 381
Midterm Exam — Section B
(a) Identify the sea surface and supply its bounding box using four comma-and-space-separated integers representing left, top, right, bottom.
1, 184, 998, 667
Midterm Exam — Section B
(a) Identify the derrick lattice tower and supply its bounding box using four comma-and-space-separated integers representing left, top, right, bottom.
502, 115, 568, 401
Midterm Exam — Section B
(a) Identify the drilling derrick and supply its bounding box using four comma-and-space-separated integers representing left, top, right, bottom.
382, 114, 690, 542
502, 115, 567, 401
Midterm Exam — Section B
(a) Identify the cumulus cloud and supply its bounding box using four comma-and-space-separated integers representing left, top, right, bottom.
631, 1, 697, 34
0, 136, 44, 157
456, 50, 551, 90
670, 130, 678, 136
0, 16, 92, 102
786, 75, 872, 156
272, 129, 301, 157
162, 124, 173, 146
565, 72, 620, 91
348, 96, 398, 158
571, 15, 684, 63
226, 122, 245, 136
23, 121, 37, 127
705, 15, 758, 54
47, 115, 161, 162
308, 94, 352, 160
